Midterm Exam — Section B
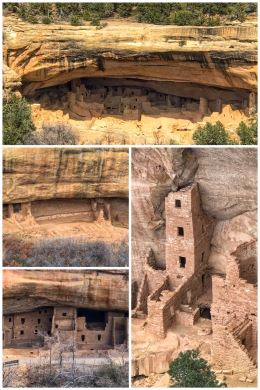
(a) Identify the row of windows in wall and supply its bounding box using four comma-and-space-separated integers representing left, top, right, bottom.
17, 330, 102, 342
8, 317, 52, 324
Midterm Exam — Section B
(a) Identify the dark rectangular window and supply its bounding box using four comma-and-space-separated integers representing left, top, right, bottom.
20, 330, 24, 335
9, 318, 12, 322
34, 330, 38, 334
13, 203, 21, 213
175, 199, 181, 208
98, 334, 101, 341
21, 318, 25, 324
179, 256, 186, 268
81, 335, 85, 342
62, 313, 67, 317
177, 227, 184, 236
201, 252, 204, 262
38, 319, 41, 324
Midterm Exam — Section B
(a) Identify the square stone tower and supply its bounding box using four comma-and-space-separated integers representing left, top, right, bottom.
165, 182, 213, 286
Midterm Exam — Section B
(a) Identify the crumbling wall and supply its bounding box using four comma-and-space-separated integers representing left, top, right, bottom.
4, 308, 53, 347
211, 252, 257, 375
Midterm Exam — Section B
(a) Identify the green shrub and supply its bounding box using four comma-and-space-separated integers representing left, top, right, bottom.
192, 121, 234, 145
168, 349, 226, 387
178, 40, 186, 47
237, 119, 257, 145
3, 95, 36, 145
90, 15, 101, 26
117, 4, 133, 18
70, 15, 82, 26
4, 3, 256, 26
42, 16, 52, 25
26, 15, 38, 24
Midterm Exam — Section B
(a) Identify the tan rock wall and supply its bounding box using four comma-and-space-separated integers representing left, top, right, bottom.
3, 270, 129, 314
3, 17, 257, 94
3, 148, 129, 204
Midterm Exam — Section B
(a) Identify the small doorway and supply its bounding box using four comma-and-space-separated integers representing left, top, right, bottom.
200, 305, 211, 320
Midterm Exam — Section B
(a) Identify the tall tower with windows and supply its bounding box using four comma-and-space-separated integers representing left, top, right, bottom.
165, 182, 213, 286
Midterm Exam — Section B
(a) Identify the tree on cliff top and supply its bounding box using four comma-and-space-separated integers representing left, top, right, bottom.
3, 94, 36, 145
192, 121, 234, 145
168, 349, 226, 387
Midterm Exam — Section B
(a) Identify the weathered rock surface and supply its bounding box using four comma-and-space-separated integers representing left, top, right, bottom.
3, 148, 128, 203
3, 270, 128, 314
132, 148, 257, 281
3, 17, 257, 95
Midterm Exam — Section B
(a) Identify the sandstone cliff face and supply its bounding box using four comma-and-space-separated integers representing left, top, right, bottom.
3, 270, 128, 314
3, 148, 128, 203
132, 148, 257, 282
3, 17, 257, 95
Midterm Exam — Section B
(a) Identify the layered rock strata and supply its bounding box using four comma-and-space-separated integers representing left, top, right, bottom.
3, 270, 128, 314
3, 17, 257, 95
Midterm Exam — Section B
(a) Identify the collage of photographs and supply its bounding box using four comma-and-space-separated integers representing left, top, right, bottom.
1, 1, 258, 389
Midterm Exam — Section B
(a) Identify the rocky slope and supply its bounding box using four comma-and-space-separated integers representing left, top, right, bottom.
3, 17, 257, 95
3, 148, 128, 203
132, 148, 257, 282
3, 270, 128, 314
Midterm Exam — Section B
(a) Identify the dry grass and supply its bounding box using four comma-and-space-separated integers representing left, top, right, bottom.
3, 361, 129, 387
3, 237, 128, 267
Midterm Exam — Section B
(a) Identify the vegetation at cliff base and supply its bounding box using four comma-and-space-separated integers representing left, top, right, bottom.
192, 121, 234, 145
168, 349, 226, 387
26, 123, 79, 145
3, 360, 129, 387
4, 3, 257, 26
237, 116, 257, 145
3, 236, 128, 267
3, 94, 36, 145
193, 118, 257, 145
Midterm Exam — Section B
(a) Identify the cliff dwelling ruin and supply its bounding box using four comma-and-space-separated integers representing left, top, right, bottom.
132, 182, 257, 386
30, 77, 256, 123
3, 270, 129, 387
3, 11, 257, 144
3, 148, 129, 267
3, 306, 128, 350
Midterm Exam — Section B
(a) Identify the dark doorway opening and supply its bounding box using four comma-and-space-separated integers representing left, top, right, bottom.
200, 306, 211, 320
77, 308, 107, 330
175, 199, 181, 208
179, 256, 186, 268
13, 203, 22, 213
177, 227, 184, 236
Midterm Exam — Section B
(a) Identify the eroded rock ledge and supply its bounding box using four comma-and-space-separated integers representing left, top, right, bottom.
3, 17, 257, 95
3, 270, 128, 315
3, 148, 129, 203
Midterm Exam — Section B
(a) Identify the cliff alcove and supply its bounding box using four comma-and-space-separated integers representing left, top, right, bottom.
3, 12, 257, 145
3, 148, 129, 267
3, 269, 129, 388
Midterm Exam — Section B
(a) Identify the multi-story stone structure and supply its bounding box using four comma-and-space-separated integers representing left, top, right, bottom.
4, 306, 128, 350
34, 77, 255, 122
133, 181, 257, 375
133, 182, 214, 337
